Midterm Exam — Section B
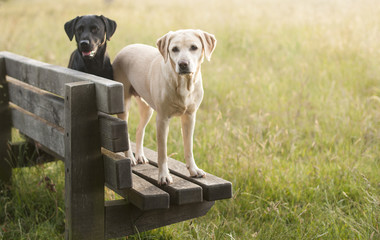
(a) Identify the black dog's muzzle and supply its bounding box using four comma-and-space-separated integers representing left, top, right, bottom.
80, 40, 90, 49
79, 40, 97, 58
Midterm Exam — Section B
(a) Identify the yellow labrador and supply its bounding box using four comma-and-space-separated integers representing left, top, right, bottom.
113, 29, 216, 185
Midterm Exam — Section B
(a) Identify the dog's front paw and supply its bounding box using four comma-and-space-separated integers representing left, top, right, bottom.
125, 151, 137, 166
158, 170, 173, 185
188, 166, 206, 178
135, 154, 149, 164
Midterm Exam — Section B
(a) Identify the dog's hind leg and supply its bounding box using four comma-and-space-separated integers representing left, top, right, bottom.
135, 97, 153, 164
118, 92, 137, 165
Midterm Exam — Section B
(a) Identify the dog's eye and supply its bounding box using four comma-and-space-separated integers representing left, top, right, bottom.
91, 27, 99, 34
172, 47, 179, 53
190, 45, 198, 51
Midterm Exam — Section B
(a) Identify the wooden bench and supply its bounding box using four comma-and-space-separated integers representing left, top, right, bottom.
0, 51, 232, 239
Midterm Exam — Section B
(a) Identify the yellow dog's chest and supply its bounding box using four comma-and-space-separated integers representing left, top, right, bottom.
168, 86, 202, 116
169, 94, 197, 116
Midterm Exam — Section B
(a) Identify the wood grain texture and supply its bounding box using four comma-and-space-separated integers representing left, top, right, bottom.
98, 112, 128, 152
132, 163, 203, 205
0, 51, 124, 114
107, 173, 169, 211
64, 81, 104, 240
7, 77, 64, 127
7, 77, 127, 154
105, 199, 215, 239
103, 148, 132, 189
130, 142, 233, 201
10, 103, 65, 159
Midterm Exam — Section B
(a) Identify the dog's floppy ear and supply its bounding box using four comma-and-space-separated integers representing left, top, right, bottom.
100, 15, 117, 41
196, 30, 217, 61
64, 16, 80, 41
156, 31, 173, 62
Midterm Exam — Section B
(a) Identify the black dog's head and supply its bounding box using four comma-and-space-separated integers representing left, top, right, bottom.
64, 15, 117, 59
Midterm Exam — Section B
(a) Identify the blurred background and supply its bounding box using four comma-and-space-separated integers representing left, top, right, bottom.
1, 0, 379, 239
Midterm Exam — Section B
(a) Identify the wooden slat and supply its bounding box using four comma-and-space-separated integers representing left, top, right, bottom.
132, 163, 203, 205
105, 199, 214, 239
107, 174, 169, 211
103, 148, 132, 190
130, 142, 232, 201
0, 51, 124, 114
0, 56, 12, 183
64, 81, 104, 240
10, 103, 65, 159
7, 77, 64, 127
98, 112, 128, 152
7, 77, 127, 153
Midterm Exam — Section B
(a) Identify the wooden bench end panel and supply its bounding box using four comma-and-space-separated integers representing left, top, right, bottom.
103, 148, 132, 190
99, 112, 128, 152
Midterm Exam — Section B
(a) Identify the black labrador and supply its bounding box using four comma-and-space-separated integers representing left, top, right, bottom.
64, 15, 117, 79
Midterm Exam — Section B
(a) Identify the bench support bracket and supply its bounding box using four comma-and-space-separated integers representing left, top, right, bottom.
105, 200, 215, 239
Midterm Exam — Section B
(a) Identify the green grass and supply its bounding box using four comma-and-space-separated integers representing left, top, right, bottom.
1, 0, 380, 239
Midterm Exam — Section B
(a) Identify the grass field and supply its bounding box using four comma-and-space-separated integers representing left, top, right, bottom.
1, 0, 380, 239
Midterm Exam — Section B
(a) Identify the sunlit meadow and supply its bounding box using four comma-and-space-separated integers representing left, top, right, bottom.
0, 0, 379, 239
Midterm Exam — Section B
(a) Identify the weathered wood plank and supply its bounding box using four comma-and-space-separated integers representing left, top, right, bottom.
132, 163, 203, 205
7, 77, 64, 127
107, 173, 169, 211
105, 199, 214, 239
0, 56, 12, 183
0, 51, 124, 114
103, 148, 132, 190
64, 81, 104, 240
130, 142, 232, 201
7, 76, 127, 153
10, 103, 65, 159
98, 112, 128, 152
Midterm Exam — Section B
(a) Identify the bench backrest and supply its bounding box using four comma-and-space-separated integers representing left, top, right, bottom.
0, 51, 128, 159
0, 51, 133, 239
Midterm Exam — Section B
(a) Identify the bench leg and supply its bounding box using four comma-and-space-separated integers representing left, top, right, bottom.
64, 81, 104, 240
0, 57, 12, 184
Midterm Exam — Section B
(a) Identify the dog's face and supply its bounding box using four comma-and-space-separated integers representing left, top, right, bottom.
157, 30, 217, 75
64, 15, 117, 59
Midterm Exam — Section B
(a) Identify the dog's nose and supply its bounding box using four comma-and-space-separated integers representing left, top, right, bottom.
178, 60, 189, 71
80, 40, 90, 48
